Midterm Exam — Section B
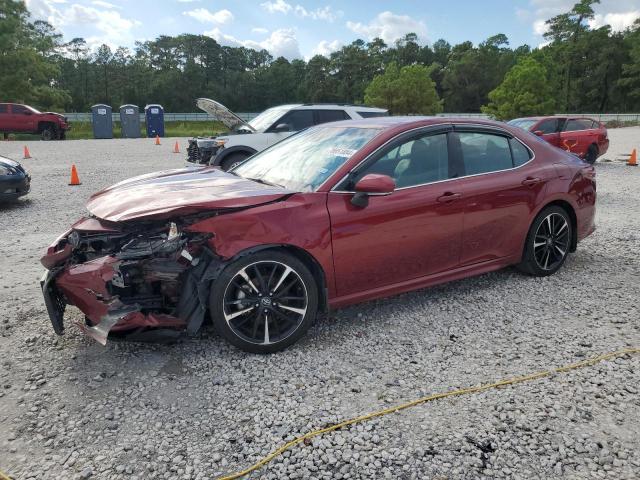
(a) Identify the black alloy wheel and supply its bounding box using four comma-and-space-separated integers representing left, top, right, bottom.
518, 206, 572, 277
210, 251, 318, 353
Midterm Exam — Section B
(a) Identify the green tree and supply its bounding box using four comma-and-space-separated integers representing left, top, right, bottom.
0, 0, 70, 109
482, 57, 555, 120
364, 62, 442, 114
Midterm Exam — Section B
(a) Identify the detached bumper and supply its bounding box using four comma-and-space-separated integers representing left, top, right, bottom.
41, 270, 65, 335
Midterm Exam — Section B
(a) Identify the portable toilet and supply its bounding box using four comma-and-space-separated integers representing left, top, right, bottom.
91, 104, 113, 139
145, 104, 165, 137
119, 104, 140, 138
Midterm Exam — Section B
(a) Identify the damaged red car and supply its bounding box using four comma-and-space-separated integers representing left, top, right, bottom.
41, 117, 596, 353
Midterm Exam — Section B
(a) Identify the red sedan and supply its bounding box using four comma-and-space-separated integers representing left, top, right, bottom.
508, 116, 609, 164
41, 117, 596, 353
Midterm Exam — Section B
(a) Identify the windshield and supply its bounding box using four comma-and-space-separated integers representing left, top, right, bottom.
233, 126, 382, 191
508, 119, 537, 131
248, 106, 292, 131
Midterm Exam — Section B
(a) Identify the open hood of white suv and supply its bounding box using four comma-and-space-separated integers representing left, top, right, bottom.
196, 98, 255, 132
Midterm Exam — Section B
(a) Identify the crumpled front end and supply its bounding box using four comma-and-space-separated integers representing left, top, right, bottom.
40, 217, 222, 344
186, 137, 222, 165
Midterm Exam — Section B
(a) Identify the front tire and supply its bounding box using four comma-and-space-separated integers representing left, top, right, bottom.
209, 250, 318, 353
41, 126, 55, 141
517, 206, 572, 277
220, 152, 249, 171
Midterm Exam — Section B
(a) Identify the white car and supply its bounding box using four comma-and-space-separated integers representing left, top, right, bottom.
187, 99, 388, 170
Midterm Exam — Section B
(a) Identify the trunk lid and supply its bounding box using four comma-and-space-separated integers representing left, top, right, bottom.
196, 98, 254, 132
86, 167, 293, 222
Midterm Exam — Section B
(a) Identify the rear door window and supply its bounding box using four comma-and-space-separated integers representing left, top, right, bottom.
563, 119, 592, 132
315, 109, 350, 124
510, 138, 532, 167
458, 132, 513, 175
535, 119, 559, 134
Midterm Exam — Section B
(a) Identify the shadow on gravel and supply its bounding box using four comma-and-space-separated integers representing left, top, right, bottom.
0, 198, 32, 212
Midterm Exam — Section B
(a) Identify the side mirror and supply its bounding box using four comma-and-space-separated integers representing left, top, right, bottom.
533, 130, 544, 136
273, 123, 291, 133
351, 174, 395, 208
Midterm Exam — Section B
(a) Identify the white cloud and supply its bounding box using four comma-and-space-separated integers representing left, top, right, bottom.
91, 0, 121, 9
260, 0, 291, 14
589, 11, 640, 31
294, 5, 342, 22
183, 8, 233, 25
252, 27, 269, 34
533, 19, 548, 36
310, 39, 342, 58
520, 0, 640, 37
206, 27, 302, 60
261, 1, 341, 21
26, 1, 141, 49
346, 11, 427, 44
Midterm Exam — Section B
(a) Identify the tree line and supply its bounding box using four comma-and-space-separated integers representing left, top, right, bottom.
1, 0, 639, 119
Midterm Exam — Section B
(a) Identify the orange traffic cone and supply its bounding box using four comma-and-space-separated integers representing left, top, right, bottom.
155, 135, 161, 146
173, 141, 180, 154
627, 148, 637, 167
68, 164, 81, 186
23, 146, 31, 159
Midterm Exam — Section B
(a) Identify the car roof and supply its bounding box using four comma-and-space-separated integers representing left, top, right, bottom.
290, 104, 387, 112
314, 116, 513, 130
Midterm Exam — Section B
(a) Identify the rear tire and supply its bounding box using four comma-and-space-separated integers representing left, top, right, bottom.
584, 144, 598, 164
209, 250, 319, 353
221, 152, 249, 171
517, 206, 572, 277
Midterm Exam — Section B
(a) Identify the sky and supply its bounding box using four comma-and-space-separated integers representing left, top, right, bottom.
25, 0, 640, 59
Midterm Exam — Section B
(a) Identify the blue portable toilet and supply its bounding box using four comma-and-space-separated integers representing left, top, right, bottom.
91, 104, 113, 139
145, 104, 165, 137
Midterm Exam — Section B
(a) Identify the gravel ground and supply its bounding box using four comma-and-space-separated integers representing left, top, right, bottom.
0, 129, 639, 480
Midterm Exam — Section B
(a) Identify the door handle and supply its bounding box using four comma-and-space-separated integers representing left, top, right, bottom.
437, 192, 462, 203
521, 177, 542, 187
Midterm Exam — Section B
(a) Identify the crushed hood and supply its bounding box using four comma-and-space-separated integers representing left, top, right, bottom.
86, 167, 293, 222
196, 98, 254, 131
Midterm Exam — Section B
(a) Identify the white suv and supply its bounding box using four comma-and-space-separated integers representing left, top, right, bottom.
187, 99, 388, 170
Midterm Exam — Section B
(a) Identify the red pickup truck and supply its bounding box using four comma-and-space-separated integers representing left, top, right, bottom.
0, 103, 70, 140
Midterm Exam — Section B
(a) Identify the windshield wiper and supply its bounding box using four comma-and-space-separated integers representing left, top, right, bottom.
246, 177, 285, 188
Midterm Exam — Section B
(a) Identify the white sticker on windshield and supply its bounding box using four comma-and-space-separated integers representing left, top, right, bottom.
327, 147, 357, 158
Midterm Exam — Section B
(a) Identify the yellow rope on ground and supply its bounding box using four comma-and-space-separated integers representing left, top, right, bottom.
217, 347, 640, 480
0, 470, 13, 480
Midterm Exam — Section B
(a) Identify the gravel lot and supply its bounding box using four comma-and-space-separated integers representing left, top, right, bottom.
1, 129, 639, 480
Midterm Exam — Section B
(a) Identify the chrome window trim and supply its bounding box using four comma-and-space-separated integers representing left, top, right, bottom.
328, 124, 536, 194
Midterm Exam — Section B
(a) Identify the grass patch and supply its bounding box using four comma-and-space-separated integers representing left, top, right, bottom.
7, 120, 227, 141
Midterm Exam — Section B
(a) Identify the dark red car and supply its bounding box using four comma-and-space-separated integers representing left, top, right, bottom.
41, 117, 596, 353
508, 116, 609, 164
0, 103, 70, 140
